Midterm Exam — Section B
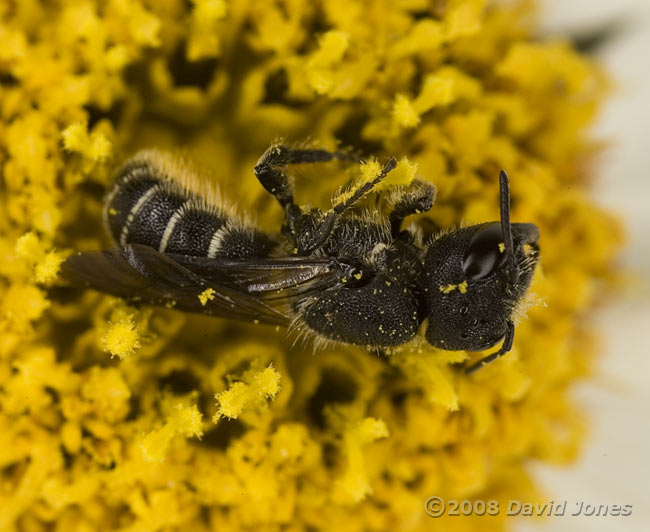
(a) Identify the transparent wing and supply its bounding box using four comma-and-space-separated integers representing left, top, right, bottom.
61, 244, 345, 326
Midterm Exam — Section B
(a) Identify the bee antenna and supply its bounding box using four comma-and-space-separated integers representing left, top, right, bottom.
499, 170, 519, 285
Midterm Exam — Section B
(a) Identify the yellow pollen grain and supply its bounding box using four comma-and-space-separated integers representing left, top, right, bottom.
198, 288, 216, 306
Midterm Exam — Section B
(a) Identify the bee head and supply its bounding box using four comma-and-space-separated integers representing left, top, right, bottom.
422, 171, 540, 351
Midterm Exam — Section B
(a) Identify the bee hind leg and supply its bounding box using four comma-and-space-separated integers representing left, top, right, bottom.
254, 145, 358, 254
254, 144, 353, 209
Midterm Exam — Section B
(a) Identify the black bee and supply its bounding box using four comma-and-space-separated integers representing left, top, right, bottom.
62, 145, 540, 373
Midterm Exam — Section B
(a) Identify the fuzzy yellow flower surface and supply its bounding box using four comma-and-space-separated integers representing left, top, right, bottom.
213, 364, 281, 421
0, 1, 622, 532
101, 315, 141, 359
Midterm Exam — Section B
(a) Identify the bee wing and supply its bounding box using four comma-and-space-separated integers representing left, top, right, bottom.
169, 253, 344, 299
61, 244, 288, 325
61, 244, 345, 326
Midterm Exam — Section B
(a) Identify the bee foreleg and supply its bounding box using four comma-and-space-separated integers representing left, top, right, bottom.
389, 180, 436, 237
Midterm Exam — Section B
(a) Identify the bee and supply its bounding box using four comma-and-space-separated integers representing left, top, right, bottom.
62, 145, 540, 373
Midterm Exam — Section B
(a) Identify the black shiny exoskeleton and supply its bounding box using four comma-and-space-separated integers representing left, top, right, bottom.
63, 146, 540, 373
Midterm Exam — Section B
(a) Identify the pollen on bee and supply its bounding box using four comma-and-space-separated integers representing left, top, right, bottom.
198, 288, 216, 306
439, 284, 457, 293
331, 158, 390, 208
498, 242, 505, 253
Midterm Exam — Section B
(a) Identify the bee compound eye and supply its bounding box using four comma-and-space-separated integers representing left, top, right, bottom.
462, 223, 508, 280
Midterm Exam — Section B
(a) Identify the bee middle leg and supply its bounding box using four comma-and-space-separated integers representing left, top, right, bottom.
389, 180, 436, 237
291, 158, 397, 254
255, 145, 395, 255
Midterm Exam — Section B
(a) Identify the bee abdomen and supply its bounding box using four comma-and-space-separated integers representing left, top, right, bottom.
104, 153, 273, 259
161, 201, 274, 259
